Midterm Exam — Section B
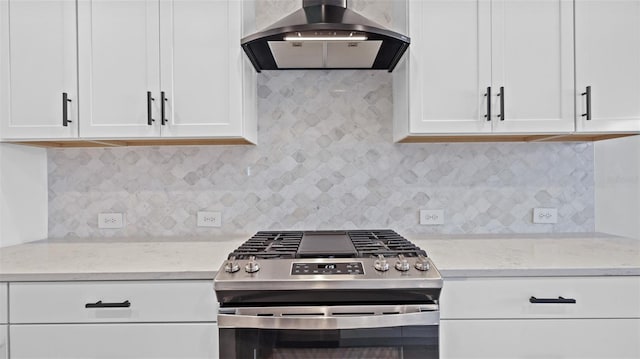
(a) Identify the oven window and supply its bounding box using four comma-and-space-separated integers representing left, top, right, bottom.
219, 326, 438, 359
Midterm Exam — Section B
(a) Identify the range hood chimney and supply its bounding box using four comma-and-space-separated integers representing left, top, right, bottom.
241, 0, 410, 72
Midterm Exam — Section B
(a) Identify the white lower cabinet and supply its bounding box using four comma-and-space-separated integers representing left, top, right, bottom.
7, 280, 219, 359
9, 280, 217, 323
0, 325, 6, 359
10, 323, 218, 359
441, 319, 640, 359
0, 283, 6, 324
0, 282, 5, 359
439, 276, 640, 359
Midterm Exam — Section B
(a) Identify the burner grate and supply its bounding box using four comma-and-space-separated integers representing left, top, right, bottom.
229, 231, 303, 259
228, 230, 426, 260
348, 230, 427, 258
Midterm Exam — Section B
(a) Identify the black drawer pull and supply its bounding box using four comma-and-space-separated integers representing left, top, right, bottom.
85, 300, 131, 308
62, 92, 72, 126
581, 86, 592, 121
529, 296, 576, 304
497, 86, 505, 121
484, 86, 492, 121
147, 91, 155, 125
160, 91, 167, 125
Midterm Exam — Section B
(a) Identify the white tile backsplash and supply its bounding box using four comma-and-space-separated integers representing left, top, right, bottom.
47, 70, 594, 237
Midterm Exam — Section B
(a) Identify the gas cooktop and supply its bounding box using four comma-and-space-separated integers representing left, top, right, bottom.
227, 229, 428, 260
214, 229, 442, 307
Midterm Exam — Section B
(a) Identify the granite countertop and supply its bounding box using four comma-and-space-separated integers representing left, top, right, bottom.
0, 232, 638, 282
0, 235, 248, 281
411, 233, 640, 277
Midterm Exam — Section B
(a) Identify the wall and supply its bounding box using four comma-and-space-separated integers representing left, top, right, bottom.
0, 144, 48, 247
595, 136, 640, 239
46, 0, 596, 238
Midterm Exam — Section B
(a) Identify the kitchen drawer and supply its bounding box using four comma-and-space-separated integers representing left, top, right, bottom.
10, 280, 217, 324
440, 276, 640, 319
0, 283, 6, 323
0, 325, 6, 359
441, 318, 640, 359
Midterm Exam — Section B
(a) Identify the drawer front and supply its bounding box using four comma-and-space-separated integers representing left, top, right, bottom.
10, 323, 218, 359
441, 319, 640, 359
0, 283, 6, 323
0, 325, 6, 359
10, 280, 218, 323
441, 276, 640, 319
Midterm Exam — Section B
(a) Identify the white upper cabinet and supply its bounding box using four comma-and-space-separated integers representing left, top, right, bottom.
575, 0, 640, 133
78, 0, 161, 138
398, 0, 492, 135
490, 0, 574, 133
0, 0, 256, 143
78, 0, 256, 141
160, 0, 249, 138
0, 0, 78, 139
394, 0, 575, 140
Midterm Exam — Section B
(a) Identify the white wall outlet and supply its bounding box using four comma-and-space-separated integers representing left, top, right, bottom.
533, 207, 558, 224
98, 213, 124, 229
420, 209, 445, 225
197, 211, 222, 228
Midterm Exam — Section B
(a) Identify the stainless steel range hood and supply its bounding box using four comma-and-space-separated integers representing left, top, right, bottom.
241, 0, 410, 72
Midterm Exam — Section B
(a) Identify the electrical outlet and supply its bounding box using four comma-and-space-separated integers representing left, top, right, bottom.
197, 211, 222, 228
420, 209, 444, 225
533, 208, 558, 224
98, 213, 124, 229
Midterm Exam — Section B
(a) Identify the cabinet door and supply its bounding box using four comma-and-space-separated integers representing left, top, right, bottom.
575, 0, 640, 132
405, 0, 492, 134
0, 0, 78, 139
78, 0, 161, 138
0, 283, 6, 324
159, 0, 245, 138
10, 323, 218, 359
441, 319, 640, 359
0, 325, 6, 359
491, 0, 574, 133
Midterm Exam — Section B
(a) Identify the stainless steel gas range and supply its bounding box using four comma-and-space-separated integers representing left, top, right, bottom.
214, 230, 442, 359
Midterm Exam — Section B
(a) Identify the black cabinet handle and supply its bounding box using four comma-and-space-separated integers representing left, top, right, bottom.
85, 300, 131, 308
62, 92, 72, 126
147, 91, 155, 125
160, 91, 167, 125
484, 87, 491, 121
497, 86, 505, 121
529, 296, 576, 304
581, 86, 591, 121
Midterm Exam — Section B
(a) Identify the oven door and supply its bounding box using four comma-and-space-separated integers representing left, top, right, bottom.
218, 304, 439, 359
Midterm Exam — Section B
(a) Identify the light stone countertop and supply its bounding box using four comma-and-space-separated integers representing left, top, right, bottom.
0, 232, 638, 282
410, 233, 640, 277
0, 235, 248, 282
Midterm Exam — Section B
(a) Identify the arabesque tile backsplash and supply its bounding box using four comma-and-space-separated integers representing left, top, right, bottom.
46, 0, 595, 237
48, 70, 594, 237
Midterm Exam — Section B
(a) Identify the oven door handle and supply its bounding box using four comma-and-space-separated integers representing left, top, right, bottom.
218, 306, 439, 330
